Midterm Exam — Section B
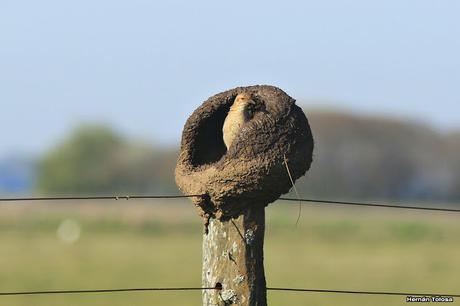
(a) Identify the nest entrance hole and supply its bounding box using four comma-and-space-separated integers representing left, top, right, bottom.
189, 93, 267, 168
190, 103, 230, 167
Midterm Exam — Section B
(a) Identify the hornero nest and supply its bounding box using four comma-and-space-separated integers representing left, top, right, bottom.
175, 85, 314, 222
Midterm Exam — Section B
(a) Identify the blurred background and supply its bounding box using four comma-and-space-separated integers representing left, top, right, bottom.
1, 0, 459, 305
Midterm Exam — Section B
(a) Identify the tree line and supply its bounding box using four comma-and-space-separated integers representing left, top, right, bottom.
36, 110, 460, 202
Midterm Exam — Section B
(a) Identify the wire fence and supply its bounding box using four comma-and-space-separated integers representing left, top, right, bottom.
1, 286, 459, 298
1, 194, 459, 213
278, 197, 460, 213
0, 194, 201, 202
0, 287, 217, 296
1, 192, 458, 301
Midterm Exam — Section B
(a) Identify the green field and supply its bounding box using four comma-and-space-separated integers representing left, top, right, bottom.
1, 199, 459, 305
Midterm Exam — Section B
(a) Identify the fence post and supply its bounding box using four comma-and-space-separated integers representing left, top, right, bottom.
202, 206, 266, 305
175, 85, 314, 306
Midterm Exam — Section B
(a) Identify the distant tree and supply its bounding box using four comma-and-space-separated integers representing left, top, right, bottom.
445, 133, 460, 200
36, 125, 178, 195
296, 109, 457, 202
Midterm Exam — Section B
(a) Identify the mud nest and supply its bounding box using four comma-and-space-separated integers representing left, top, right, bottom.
175, 85, 314, 220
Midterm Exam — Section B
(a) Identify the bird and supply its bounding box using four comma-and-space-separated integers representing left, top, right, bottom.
222, 92, 255, 150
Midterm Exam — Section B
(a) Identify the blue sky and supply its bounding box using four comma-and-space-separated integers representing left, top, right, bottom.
1, 0, 459, 158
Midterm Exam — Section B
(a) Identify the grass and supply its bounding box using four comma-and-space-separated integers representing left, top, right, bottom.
0, 200, 459, 305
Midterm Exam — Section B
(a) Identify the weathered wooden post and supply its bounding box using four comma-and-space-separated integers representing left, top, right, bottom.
175, 85, 314, 305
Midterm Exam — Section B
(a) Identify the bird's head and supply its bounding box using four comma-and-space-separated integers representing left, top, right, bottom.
232, 93, 255, 108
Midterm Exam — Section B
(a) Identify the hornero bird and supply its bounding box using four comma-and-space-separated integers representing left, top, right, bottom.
222, 92, 255, 150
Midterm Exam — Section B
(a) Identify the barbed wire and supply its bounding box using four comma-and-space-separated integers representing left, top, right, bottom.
0, 194, 203, 202
1, 194, 459, 213
1, 285, 458, 298
0, 286, 219, 296
278, 197, 460, 213
266, 287, 460, 297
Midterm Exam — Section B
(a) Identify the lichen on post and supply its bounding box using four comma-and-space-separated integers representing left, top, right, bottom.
202, 206, 266, 305
175, 85, 314, 305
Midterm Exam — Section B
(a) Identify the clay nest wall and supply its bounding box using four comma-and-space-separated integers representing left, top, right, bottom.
175, 85, 314, 221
